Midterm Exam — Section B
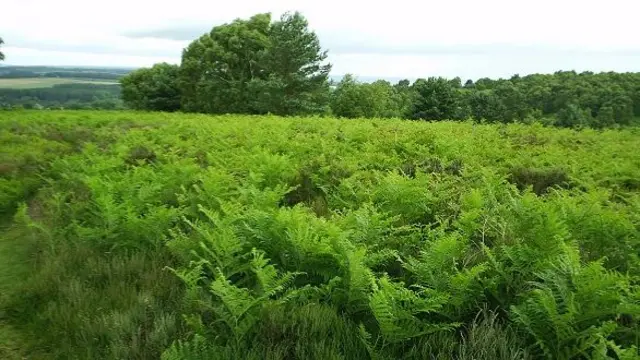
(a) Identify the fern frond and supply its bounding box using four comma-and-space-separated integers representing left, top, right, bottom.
370, 275, 458, 342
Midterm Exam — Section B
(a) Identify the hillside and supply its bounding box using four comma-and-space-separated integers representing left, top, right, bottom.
1, 111, 639, 359
0, 65, 132, 80
0, 66, 127, 109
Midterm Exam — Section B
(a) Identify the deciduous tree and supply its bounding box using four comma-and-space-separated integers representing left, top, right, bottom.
180, 13, 272, 114
409, 77, 462, 120
120, 63, 181, 111
180, 12, 331, 116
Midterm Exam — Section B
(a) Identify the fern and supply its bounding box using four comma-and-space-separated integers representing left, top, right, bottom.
510, 255, 639, 359
403, 231, 487, 318
369, 275, 459, 343
328, 236, 376, 314
208, 269, 261, 344
161, 334, 218, 360
170, 244, 303, 349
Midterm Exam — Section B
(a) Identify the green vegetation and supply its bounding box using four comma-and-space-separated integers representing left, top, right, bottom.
0, 83, 123, 110
1, 110, 639, 359
0, 63, 128, 110
0, 78, 118, 89
120, 12, 640, 129
121, 63, 181, 111
0, 65, 131, 80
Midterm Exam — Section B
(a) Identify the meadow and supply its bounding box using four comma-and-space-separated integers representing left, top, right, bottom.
0, 110, 639, 359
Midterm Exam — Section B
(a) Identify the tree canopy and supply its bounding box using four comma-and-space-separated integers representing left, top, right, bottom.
0, 37, 5, 61
120, 63, 181, 112
124, 12, 332, 115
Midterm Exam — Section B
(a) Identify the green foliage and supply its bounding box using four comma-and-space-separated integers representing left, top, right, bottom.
0, 83, 124, 110
179, 13, 272, 114
1, 111, 639, 359
330, 75, 403, 118
409, 77, 463, 120
509, 166, 570, 195
510, 258, 640, 359
247, 12, 332, 116
369, 275, 458, 342
94, 10, 640, 128
556, 103, 593, 128
179, 12, 330, 115
120, 63, 181, 111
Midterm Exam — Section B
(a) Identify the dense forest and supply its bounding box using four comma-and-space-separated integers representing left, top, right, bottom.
119, 12, 640, 129
331, 72, 640, 128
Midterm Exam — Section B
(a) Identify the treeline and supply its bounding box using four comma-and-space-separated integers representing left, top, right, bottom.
334, 71, 640, 128
0, 66, 130, 80
0, 83, 124, 110
121, 12, 640, 128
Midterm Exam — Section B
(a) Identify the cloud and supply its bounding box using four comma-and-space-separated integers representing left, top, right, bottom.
4, 32, 186, 58
3, 47, 179, 67
123, 27, 211, 42
3, 0, 640, 78
120, 25, 640, 57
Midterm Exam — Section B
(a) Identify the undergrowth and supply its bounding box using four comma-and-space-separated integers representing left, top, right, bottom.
0, 111, 638, 359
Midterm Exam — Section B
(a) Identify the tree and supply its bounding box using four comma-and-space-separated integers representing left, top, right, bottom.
0, 37, 5, 61
475, 77, 495, 91
120, 63, 181, 111
556, 103, 592, 128
330, 75, 402, 118
448, 77, 462, 89
493, 81, 530, 122
408, 77, 462, 120
595, 105, 615, 128
179, 12, 331, 116
247, 12, 332, 116
466, 90, 505, 122
330, 75, 369, 118
180, 13, 272, 114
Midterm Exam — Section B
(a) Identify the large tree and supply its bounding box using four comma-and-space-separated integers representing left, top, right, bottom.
180, 13, 272, 114
330, 75, 402, 118
247, 12, 332, 116
120, 63, 181, 111
179, 12, 331, 116
0, 37, 5, 61
409, 77, 462, 120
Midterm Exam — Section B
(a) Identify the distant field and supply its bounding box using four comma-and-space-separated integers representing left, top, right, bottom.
0, 77, 119, 89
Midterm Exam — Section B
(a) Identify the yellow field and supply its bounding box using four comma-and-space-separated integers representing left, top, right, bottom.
0, 77, 119, 89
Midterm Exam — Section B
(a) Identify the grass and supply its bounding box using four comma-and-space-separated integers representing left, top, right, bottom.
0, 225, 30, 360
0, 78, 119, 89
0, 111, 639, 359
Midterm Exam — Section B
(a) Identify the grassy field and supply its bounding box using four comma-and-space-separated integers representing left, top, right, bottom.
0, 77, 119, 89
0, 111, 639, 359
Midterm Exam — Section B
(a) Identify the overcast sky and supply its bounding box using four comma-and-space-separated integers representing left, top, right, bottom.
2, 0, 640, 80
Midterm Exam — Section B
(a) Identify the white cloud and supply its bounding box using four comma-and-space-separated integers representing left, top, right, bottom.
2, 0, 640, 78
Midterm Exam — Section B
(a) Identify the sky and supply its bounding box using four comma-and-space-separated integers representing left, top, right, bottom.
2, 0, 640, 80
